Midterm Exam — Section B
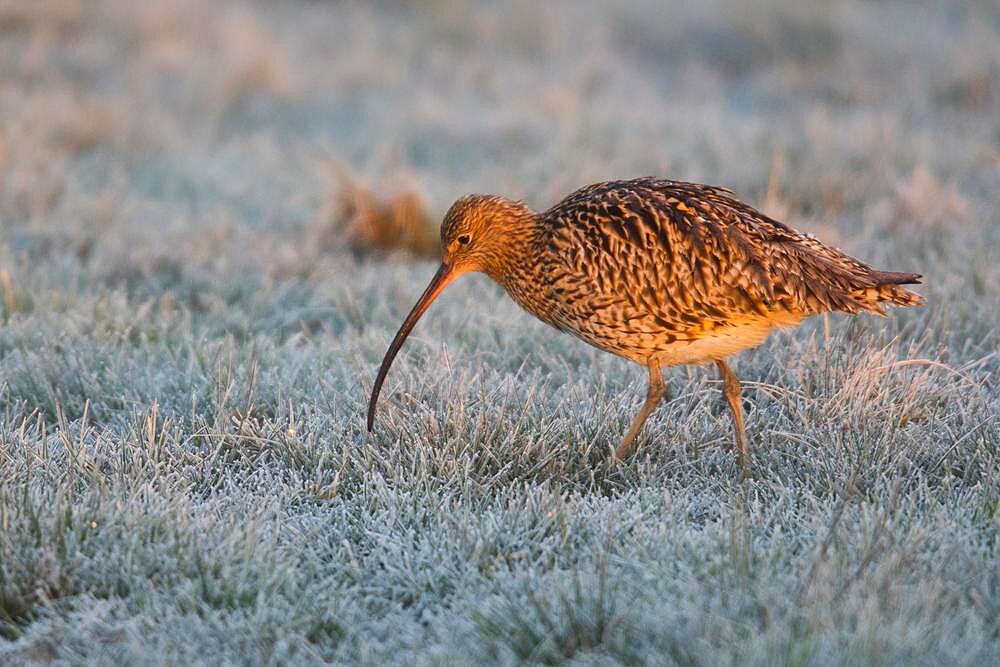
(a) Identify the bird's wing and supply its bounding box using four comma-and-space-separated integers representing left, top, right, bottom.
541, 178, 879, 347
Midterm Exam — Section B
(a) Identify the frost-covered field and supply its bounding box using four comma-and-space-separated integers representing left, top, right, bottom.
1, 1, 998, 664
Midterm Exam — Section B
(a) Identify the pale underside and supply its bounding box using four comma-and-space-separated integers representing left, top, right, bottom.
647, 317, 798, 366
562, 312, 806, 366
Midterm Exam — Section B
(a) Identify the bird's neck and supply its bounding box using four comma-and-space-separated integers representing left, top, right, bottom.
482, 212, 555, 321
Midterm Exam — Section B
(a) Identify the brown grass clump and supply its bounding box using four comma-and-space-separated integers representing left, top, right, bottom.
313, 164, 440, 259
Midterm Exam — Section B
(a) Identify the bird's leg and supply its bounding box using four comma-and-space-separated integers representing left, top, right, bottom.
612, 358, 668, 461
716, 359, 750, 478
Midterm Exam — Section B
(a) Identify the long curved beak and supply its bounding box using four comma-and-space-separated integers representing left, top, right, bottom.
367, 263, 457, 431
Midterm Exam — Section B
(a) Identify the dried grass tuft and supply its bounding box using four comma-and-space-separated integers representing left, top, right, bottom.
313, 164, 440, 259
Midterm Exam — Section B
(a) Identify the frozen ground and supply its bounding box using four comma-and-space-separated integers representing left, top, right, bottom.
0, 0, 998, 664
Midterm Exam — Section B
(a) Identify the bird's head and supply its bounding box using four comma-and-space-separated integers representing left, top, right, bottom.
367, 193, 536, 431
439, 194, 534, 277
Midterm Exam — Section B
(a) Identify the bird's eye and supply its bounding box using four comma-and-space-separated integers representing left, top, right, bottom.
456, 234, 471, 246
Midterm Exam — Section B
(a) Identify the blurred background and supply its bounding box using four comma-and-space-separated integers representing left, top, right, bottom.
1, 0, 997, 282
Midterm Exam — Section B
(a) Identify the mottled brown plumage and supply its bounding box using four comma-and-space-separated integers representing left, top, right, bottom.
368, 177, 924, 476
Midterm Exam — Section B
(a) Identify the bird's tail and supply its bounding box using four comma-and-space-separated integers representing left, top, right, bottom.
852, 271, 925, 312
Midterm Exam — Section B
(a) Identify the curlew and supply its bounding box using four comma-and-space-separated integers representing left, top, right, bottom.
367, 177, 924, 476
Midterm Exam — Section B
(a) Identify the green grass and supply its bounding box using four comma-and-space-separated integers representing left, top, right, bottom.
1, 0, 998, 664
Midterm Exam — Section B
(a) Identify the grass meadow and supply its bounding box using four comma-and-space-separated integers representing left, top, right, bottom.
1, 0, 998, 664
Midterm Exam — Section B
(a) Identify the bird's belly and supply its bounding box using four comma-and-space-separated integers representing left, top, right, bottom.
569, 318, 788, 367
649, 321, 777, 366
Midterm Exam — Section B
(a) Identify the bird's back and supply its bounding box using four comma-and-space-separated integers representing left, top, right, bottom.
525, 177, 922, 363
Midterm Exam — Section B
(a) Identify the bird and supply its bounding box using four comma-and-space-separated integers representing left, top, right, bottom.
366, 177, 924, 476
